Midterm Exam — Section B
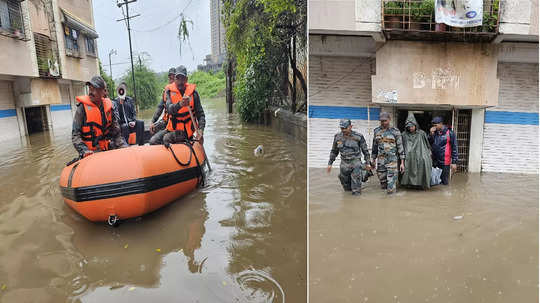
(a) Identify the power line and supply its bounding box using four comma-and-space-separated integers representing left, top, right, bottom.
131, 0, 193, 33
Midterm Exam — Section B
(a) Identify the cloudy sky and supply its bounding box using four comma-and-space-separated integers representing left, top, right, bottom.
92, 0, 211, 79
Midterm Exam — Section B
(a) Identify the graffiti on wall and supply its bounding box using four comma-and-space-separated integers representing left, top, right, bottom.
413, 67, 461, 90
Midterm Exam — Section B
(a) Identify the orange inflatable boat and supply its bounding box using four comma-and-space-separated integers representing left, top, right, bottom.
59, 142, 206, 224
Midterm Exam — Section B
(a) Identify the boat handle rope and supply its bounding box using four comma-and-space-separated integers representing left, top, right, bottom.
164, 141, 205, 187
165, 142, 192, 167
185, 140, 205, 187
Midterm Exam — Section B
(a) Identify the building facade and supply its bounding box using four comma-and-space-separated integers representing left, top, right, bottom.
0, 0, 99, 141
199, 0, 226, 72
309, 0, 539, 174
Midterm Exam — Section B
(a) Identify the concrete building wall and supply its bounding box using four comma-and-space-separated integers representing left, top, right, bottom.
481, 62, 539, 174
499, 0, 538, 36
50, 82, 73, 129
54, 0, 99, 82
0, 81, 21, 141
372, 41, 500, 107
309, 55, 379, 168
309, 0, 356, 33
0, 1, 39, 78
57, 0, 94, 26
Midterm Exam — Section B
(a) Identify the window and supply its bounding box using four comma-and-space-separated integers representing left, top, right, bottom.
85, 36, 96, 56
64, 25, 79, 54
0, 0, 25, 37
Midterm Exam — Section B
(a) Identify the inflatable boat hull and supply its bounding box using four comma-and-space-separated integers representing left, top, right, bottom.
59, 143, 206, 222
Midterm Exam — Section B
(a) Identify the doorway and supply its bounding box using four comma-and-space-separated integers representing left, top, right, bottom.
396, 108, 471, 173
24, 106, 49, 134
396, 109, 452, 134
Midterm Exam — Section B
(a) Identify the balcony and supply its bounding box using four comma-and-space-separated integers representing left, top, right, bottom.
34, 33, 61, 78
382, 0, 500, 42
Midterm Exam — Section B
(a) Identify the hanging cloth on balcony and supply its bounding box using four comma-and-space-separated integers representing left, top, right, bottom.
60, 8, 98, 39
435, 0, 484, 28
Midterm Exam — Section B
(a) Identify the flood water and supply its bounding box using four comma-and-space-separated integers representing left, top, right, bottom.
0, 99, 306, 302
310, 168, 538, 303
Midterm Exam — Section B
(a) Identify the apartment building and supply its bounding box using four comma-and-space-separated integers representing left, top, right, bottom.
0, 0, 99, 141
309, 0, 538, 174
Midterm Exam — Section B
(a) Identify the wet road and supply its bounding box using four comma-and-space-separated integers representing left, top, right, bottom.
0, 99, 306, 302
310, 168, 538, 303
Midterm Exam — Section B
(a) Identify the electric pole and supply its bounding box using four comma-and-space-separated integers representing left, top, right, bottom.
108, 49, 117, 98
116, 0, 140, 110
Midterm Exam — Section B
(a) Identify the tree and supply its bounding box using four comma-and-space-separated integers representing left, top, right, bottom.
223, 0, 307, 122
121, 62, 161, 110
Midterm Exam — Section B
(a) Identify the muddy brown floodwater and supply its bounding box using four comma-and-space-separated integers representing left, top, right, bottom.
310, 168, 538, 303
0, 99, 306, 302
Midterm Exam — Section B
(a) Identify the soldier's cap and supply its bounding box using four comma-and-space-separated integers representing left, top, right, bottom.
339, 119, 351, 129
86, 76, 106, 89
379, 112, 391, 121
431, 116, 443, 124
175, 65, 188, 77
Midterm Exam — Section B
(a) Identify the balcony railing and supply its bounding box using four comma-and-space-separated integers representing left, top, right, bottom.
382, 0, 500, 42
34, 33, 61, 78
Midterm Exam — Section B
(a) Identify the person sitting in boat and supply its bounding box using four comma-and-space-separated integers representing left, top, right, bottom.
158, 65, 206, 145
149, 67, 175, 145
72, 76, 128, 158
113, 82, 145, 145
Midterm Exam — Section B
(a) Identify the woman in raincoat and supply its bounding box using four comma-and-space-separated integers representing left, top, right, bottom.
401, 113, 432, 189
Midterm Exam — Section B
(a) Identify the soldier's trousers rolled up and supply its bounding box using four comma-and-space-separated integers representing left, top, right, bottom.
376, 155, 398, 194
339, 159, 365, 194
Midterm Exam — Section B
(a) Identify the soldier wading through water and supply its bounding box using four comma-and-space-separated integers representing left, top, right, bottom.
327, 119, 372, 195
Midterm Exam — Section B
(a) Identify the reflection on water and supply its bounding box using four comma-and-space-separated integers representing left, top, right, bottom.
0, 99, 306, 302
310, 168, 538, 303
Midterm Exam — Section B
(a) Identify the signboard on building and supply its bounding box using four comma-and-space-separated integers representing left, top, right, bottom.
435, 0, 483, 27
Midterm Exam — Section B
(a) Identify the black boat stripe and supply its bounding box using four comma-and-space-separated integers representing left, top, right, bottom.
60, 167, 201, 202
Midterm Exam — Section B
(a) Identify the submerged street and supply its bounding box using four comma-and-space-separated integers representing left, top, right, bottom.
310, 168, 538, 303
0, 99, 307, 302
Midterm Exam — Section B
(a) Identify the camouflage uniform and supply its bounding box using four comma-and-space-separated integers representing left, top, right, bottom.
329, 130, 371, 195
371, 126, 405, 194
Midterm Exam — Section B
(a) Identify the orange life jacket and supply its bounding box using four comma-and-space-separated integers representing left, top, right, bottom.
76, 95, 113, 151
166, 83, 197, 138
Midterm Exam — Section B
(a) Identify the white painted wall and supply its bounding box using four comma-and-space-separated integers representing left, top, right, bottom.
481, 62, 539, 174
0, 81, 21, 141
310, 55, 378, 167
51, 109, 72, 129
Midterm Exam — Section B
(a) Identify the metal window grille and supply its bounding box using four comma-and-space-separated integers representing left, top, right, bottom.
455, 109, 471, 173
86, 36, 95, 55
381, 0, 499, 42
0, 0, 25, 38
64, 25, 79, 54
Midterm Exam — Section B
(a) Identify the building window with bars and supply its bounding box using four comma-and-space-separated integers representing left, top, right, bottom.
64, 24, 80, 57
85, 36, 96, 56
0, 0, 25, 38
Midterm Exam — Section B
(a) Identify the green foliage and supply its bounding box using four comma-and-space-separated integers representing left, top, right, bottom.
98, 60, 115, 98
384, 1, 403, 15
482, 0, 499, 32
121, 63, 161, 110
189, 70, 226, 98
156, 70, 226, 100
223, 0, 305, 122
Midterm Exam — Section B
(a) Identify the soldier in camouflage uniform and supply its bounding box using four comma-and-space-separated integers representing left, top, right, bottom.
327, 119, 372, 195
371, 112, 405, 194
